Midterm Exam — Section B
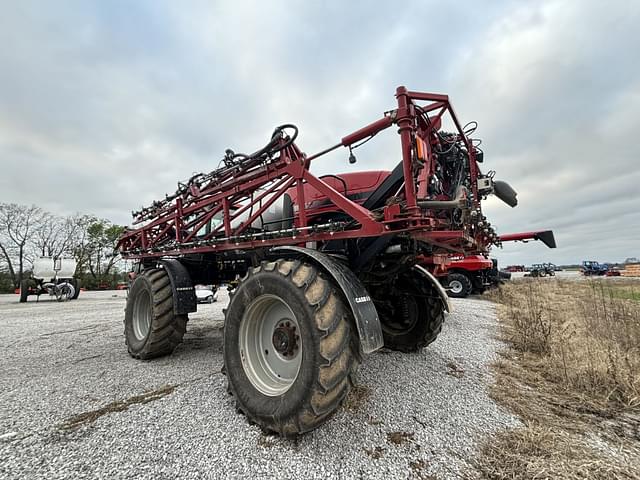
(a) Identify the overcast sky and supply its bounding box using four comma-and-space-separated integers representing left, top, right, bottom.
1, 0, 638, 265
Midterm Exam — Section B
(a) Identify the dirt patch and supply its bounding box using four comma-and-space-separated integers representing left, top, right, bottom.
366, 415, 384, 425
183, 337, 216, 350
59, 384, 176, 430
387, 431, 415, 445
187, 326, 220, 337
446, 361, 465, 378
343, 384, 371, 413
363, 446, 385, 459
409, 459, 435, 479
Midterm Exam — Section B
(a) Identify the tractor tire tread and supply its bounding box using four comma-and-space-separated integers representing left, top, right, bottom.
224, 259, 359, 437
375, 269, 446, 352
125, 268, 187, 360
447, 272, 473, 298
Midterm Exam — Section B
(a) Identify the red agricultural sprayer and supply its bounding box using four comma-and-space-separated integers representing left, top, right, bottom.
118, 86, 523, 435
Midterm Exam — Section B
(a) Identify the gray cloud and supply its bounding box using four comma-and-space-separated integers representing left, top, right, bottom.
0, 0, 638, 265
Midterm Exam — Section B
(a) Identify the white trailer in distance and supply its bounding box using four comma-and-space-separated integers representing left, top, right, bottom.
19, 257, 80, 302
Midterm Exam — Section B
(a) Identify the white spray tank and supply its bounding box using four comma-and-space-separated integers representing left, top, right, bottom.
32, 257, 77, 281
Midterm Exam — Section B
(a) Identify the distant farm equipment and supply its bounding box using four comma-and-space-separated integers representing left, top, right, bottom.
525, 263, 557, 277
505, 265, 525, 272
581, 261, 610, 276
19, 257, 80, 302
425, 230, 556, 298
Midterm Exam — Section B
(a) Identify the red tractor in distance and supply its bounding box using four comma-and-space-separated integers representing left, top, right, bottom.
427, 230, 557, 297
505, 265, 525, 272
118, 87, 525, 436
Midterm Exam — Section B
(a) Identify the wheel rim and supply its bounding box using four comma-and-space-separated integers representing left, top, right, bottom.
449, 280, 464, 294
133, 290, 152, 341
239, 294, 302, 396
56, 283, 75, 301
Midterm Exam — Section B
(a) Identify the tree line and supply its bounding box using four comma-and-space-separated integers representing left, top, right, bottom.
0, 203, 125, 292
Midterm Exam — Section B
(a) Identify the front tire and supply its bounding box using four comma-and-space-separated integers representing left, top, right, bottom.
446, 272, 472, 298
372, 269, 445, 352
223, 259, 358, 436
124, 268, 187, 359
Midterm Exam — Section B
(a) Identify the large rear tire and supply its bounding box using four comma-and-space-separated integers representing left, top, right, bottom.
223, 259, 358, 436
372, 269, 445, 352
124, 268, 187, 359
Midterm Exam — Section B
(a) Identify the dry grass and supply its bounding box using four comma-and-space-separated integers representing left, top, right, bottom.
473, 278, 640, 479
487, 278, 640, 409
475, 421, 638, 479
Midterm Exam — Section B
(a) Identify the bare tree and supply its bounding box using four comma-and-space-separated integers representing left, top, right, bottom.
32, 213, 80, 259
0, 203, 45, 288
68, 214, 96, 276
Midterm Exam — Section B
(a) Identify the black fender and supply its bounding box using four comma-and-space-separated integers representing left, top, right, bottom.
413, 265, 452, 313
271, 246, 383, 354
158, 258, 197, 315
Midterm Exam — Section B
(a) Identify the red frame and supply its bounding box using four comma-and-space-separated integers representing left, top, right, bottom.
118, 87, 487, 259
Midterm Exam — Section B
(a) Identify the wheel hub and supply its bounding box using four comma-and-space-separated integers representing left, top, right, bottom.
272, 320, 299, 357
450, 280, 463, 294
239, 295, 303, 396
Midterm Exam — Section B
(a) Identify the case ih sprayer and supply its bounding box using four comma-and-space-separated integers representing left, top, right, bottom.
118, 87, 521, 436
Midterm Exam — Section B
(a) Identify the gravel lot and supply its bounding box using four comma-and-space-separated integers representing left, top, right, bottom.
0, 290, 517, 479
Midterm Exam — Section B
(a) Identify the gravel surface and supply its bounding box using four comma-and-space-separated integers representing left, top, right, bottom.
0, 290, 517, 479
